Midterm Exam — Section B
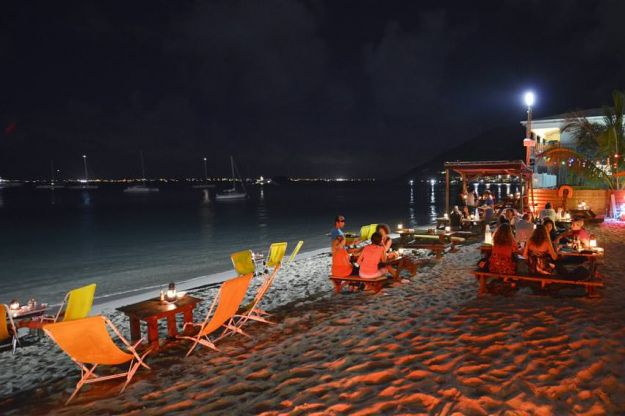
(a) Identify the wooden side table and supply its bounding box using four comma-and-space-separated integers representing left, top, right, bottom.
117, 295, 201, 350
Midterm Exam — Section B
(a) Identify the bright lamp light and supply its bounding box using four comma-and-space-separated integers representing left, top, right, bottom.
524, 91, 535, 107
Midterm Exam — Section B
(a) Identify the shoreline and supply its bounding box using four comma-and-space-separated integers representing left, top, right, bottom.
91, 246, 329, 314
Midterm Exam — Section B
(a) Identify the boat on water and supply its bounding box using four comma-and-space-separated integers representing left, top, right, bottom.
36, 160, 65, 190
255, 175, 273, 185
215, 156, 247, 201
192, 156, 216, 189
124, 151, 159, 194
69, 155, 99, 190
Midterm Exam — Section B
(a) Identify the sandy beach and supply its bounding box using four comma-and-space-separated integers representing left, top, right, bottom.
2, 222, 625, 415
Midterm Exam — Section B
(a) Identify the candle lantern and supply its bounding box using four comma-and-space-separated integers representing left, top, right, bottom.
483, 226, 493, 245
166, 282, 177, 302
589, 235, 597, 248
9, 299, 20, 310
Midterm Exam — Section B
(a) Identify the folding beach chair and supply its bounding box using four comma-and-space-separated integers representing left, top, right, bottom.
220, 243, 287, 338
368, 224, 378, 240
178, 273, 253, 357
44, 283, 97, 323
231, 250, 256, 276
359, 225, 371, 242
0, 304, 19, 354
43, 315, 150, 405
286, 240, 304, 264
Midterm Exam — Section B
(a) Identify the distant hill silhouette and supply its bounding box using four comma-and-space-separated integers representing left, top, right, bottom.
402, 125, 525, 180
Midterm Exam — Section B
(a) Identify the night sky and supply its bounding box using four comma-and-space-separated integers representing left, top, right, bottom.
1, 0, 624, 180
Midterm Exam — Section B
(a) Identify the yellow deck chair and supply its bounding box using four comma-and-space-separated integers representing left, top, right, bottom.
231, 250, 256, 276
368, 224, 378, 240
178, 273, 253, 357
286, 241, 304, 264
220, 243, 287, 339
43, 315, 150, 404
359, 225, 371, 242
45, 283, 97, 323
266, 242, 287, 268
1, 304, 19, 354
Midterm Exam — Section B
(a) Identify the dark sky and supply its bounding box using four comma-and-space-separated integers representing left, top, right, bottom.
1, 0, 624, 179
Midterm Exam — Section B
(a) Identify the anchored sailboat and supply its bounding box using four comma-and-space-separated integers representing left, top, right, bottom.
68, 155, 98, 189
124, 150, 159, 193
36, 160, 65, 189
192, 156, 215, 189
215, 156, 247, 200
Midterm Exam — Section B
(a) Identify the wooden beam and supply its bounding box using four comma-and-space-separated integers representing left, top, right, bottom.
445, 168, 450, 215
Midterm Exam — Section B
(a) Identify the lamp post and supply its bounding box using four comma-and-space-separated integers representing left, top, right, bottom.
203, 157, 208, 181
523, 91, 535, 167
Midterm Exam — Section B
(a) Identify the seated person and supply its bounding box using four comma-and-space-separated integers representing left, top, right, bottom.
330, 215, 346, 243
554, 217, 591, 248
357, 232, 395, 279
515, 213, 534, 245
489, 223, 517, 274
523, 225, 558, 275
450, 206, 463, 229
331, 236, 358, 277
375, 224, 394, 253
542, 217, 559, 242
461, 206, 471, 219
480, 204, 495, 227
539, 202, 557, 223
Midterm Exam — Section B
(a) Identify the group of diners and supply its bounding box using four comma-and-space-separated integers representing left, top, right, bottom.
330, 215, 399, 283
487, 202, 595, 278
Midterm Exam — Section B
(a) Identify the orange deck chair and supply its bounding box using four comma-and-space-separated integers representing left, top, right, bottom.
1, 304, 19, 354
43, 315, 150, 405
178, 273, 253, 357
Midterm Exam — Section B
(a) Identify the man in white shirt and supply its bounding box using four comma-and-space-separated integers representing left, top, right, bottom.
539, 202, 557, 223
515, 213, 534, 244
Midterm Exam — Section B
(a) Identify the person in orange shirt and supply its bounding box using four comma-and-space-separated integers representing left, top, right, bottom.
357, 232, 391, 279
331, 236, 357, 277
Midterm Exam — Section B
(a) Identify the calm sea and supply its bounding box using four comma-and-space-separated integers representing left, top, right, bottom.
0, 180, 497, 305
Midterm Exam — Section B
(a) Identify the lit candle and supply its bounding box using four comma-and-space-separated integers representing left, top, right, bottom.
443, 213, 449, 219
166, 282, 177, 302
589, 236, 597, 248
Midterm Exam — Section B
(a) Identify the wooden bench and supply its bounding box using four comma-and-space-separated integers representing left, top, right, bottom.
329, 275, 387, 294
472, 271, 604, 297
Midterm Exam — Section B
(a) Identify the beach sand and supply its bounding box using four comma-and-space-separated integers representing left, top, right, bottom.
2, 222, 625, 415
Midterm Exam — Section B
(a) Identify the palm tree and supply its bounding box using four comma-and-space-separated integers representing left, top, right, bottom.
552, 90, 625, 189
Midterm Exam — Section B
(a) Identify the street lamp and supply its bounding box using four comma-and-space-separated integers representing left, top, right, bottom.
203, 157, 208, 181
523, 91, 536, 167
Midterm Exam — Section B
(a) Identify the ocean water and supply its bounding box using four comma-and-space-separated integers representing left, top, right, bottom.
0, 181, 449, 305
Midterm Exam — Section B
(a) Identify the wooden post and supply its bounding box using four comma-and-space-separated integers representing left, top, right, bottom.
445, 167, 450, 215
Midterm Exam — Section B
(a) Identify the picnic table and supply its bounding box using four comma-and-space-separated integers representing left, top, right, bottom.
117, 295, 202, 350
10, 304, 49, 330
557, 246, 604, 276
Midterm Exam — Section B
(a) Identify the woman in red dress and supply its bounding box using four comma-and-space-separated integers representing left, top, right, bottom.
489, 223, 517, 274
